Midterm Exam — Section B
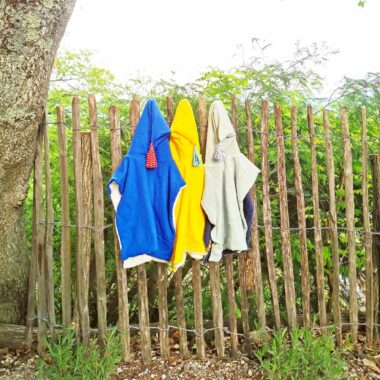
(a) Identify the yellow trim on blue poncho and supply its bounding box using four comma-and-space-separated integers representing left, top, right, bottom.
169, 99, 206, 271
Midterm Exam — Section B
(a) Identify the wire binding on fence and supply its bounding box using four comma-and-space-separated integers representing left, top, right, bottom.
37, 220, 113, 231
257, 224, 380, 237
41, 122, 380, 143
35, 220, 380, 238
26, 314, 380, 340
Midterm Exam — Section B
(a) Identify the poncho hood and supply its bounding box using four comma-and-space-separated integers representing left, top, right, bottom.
170, 100, 200, 147
169, 99, 206, 271
205, 100, 239, 162
202, 100, 260, 262
129, 99, 171, 158
107, 99, 185, 268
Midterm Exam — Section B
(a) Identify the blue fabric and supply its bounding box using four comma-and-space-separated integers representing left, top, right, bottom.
107, 99, 185, 264
243, 193, 254, 245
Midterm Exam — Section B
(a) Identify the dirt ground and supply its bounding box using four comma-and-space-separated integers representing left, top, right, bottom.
114, 352, 265, 380
0, 344, 265, 380
2, 337, 380, 379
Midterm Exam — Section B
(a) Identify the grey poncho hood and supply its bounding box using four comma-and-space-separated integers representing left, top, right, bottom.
201, 100, 260, 262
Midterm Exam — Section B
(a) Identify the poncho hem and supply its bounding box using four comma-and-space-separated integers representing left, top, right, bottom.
110, 181, 186, 268
171, 250, 206, 272
122, 255, 169, 268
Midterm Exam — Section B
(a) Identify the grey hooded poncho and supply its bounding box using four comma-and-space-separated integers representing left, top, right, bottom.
201, 100, 260, 262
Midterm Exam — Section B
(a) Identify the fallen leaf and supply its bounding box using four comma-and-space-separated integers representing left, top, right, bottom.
363, 358, 380, 374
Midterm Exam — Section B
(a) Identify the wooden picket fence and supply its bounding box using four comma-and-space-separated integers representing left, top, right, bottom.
24, 95, 380, 362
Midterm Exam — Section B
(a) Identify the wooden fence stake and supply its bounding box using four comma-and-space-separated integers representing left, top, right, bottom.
199, 95, 208, 155
245, 100, 266, 329
167, 96, 174, 127
166, 96, 185, 358
238, 255, 249, 335
72, 96, 89, 344
138, 265, 151, 363
80, 131, 92, 345
191, 262, 205, 359
361, 106, 374, 344
25, 226, 37, 348
173, 269, 190, 358
370, 154, 380, 341
290, 106, 311, 328
43, 112, 55, 340
225, 96, 239, 356
36, 119, 47, 355
200, 96, 225, 357
224, 254, 238, 356
88, 94, 108, 347
25, 150, 39, 348
308, 105, 327, 329
376, 105, 380, 341
260, 100, 281, 330
130, 99, 152, 364
341, 107, 358, 343
157, 264, 169, 359
233, 98, 250, 336
274, 105, 297, 328
155, 97, 173, 360
130, 99, 140, 138
209, 263, 225, 357
56, 105, 72, 328
109, 105, 130, 361
323, 109, 342, 345
190, 95, 207, 360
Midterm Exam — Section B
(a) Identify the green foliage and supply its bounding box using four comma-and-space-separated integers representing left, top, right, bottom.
48, 50, 131, 129
255, 326, 346, 379
36, 329, 121, 380
196, 40, 335, 106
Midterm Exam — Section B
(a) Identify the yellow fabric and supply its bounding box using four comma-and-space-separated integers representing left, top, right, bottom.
169, 99, 206, 271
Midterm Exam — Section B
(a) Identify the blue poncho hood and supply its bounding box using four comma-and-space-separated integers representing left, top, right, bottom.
107, 99, 185, 268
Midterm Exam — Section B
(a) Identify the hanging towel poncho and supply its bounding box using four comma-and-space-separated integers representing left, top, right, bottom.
107, 99, 186, 268
201, 100, 260, 262
169, 99, 207, 271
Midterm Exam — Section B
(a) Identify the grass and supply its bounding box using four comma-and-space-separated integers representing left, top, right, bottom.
255, 325, 346, 379
36, 328, 121, 380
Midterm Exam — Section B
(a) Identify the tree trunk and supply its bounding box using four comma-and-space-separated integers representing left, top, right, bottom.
0, 0, 76, 324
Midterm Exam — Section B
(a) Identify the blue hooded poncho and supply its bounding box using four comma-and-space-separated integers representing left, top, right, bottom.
107, 99, 186, 268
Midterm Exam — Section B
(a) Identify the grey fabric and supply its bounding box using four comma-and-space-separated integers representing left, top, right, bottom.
201, 100, 260, 262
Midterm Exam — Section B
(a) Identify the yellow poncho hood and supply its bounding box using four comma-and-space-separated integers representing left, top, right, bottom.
169, 99, 206, 270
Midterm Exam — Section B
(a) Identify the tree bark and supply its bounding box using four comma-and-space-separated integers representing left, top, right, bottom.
0, 0, 76, 324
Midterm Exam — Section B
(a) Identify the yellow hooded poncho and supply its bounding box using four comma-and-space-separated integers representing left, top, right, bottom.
169, 99, 206, 270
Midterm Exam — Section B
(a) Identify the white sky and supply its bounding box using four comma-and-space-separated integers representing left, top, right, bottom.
60, 0, 380, 96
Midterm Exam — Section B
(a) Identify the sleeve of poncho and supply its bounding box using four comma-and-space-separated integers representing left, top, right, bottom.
107, 156, 129, 211
235, 155, 260, 202
108, 157, 128, 194
234, 155, 259, 234
113, 158, 159, 259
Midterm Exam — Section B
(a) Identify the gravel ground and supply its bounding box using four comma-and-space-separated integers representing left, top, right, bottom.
343, 343, 380, 379
115, 352, 265, 380
0, 347, 37, 380
2, 336, 380, 379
